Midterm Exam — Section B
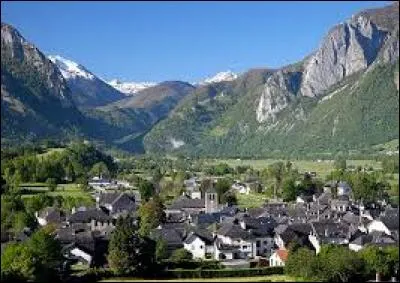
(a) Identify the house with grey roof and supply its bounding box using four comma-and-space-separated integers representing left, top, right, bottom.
96, 192, 136, 217
213, 215, 276, 260
349, 231, 397, 252
36, 207, 66, 226
274, 222, 313, 250
183, 229, 215, 259
308, 220, 351, 253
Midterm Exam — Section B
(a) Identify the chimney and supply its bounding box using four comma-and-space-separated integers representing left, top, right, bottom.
71, 207, 76, 214
35, 211, 38, 218
324, 228, 329, 237
240, 221, 246, 230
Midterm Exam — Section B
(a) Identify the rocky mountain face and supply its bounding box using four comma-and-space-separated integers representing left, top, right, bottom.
1, 23, 84, 142
145, 2, 399, 157
1, 3, 398, 156
49, 55, 126, 108
256, 3, 399, 123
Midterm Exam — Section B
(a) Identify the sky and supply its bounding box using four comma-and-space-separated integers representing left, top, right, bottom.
1, 1, 391, 83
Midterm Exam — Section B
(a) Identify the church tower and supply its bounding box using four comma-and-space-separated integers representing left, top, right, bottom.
205, 187, 219, 214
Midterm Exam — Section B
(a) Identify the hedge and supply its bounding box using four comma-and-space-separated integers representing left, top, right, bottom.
162, 266, 284, 279
162, 259, 223, 270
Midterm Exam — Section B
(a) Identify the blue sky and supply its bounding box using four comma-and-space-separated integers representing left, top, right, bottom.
1, 1, 390, 83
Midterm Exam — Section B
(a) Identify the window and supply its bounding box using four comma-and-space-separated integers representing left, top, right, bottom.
263, 240, 268, 245
242, 245, 248, 249
200, 245, 203, 249
256, 240, 260, 247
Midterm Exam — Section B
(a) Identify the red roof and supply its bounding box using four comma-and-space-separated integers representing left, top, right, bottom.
276, 249, 288, 262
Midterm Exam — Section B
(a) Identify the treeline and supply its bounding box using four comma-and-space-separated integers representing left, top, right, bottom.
1, 142, 117, 187
286, 244, 399, 282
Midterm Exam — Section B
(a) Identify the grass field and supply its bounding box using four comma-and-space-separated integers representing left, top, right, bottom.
207, 159, 382, 179
36, 147, 66, 158
100, 275, 306, 282
236, 193, 269, 208
20, 183, 92, 200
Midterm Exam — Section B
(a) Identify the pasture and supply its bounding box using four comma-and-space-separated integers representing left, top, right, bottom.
206, 158, 382, 179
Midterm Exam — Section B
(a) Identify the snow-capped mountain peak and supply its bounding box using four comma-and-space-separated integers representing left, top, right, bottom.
108, 80, 157, 95
200, 70, 238, 85
48, 55, 95, 80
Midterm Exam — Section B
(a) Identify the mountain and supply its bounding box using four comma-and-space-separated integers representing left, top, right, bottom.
83, 81, 195, 150
144, 2, 399, 158
199, 70, 238, 85
48, 55, 126, 108
108, 79, 156, 95
1, 23, 85, 143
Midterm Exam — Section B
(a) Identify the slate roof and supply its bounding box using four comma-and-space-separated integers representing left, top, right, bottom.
350, 231, 397, 247
317, 192, 332, 205
38, 207, 66, 223
167, 195, 205, 210
68, 208, 111, 223
310, 220, 350, 239
342, 212, 360, 225
184, 229, 214, 245
379, 213, 399, 231
151, 228, 184, 248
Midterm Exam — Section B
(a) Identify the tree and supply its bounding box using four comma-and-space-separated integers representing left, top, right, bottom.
1, 228, 62, 282
138, 197, 166, 237
108, 216, 155, 276
222, 192, 237, 206
89, 161, 109, 179
199, 179, 213, 199
282, 178, 297, 202
1, 243, 35, 282
28, 228, 63, 282
169, 248, 193, 263
138, 179, 155, 202
285, 247, 316, 279
334, 157, 347, 171
360, 245, 391, 282
46, 178, 57, 192
268, 162, 285, 199
215, 178, 232, 203
155, 238, 169, 262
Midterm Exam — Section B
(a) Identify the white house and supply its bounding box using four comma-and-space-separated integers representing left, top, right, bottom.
367, 220, 391, 235
183, 231, 214, 259
231, 182, 250, 195
269, 249, 288, 266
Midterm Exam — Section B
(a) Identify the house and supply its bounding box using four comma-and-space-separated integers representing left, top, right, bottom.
151, 225, 186, 256
214, 216, 276, 260
183, 229, 215, 259
231, 182, 250, 195
309, 220, 350, 254
35, 207, 66, 226
269, 249, 288, 266
68, 207, 114, 231
166, 194, 206, 217
337, 181, 351, 197
349, 231, 397, 252
274, 223, 313, 250
96, 192, 136, 217
296, 195, 313, 204
330, 199, 350, 212
57, 225, 110, 267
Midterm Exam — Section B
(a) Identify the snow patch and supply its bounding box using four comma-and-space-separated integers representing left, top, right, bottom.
170, 138, 185, 149
48, 55, 95, 80
108, 80, 156, 95
199, 70, 238, 85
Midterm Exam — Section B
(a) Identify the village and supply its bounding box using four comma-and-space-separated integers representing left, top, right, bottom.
33, 171, 399, 275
